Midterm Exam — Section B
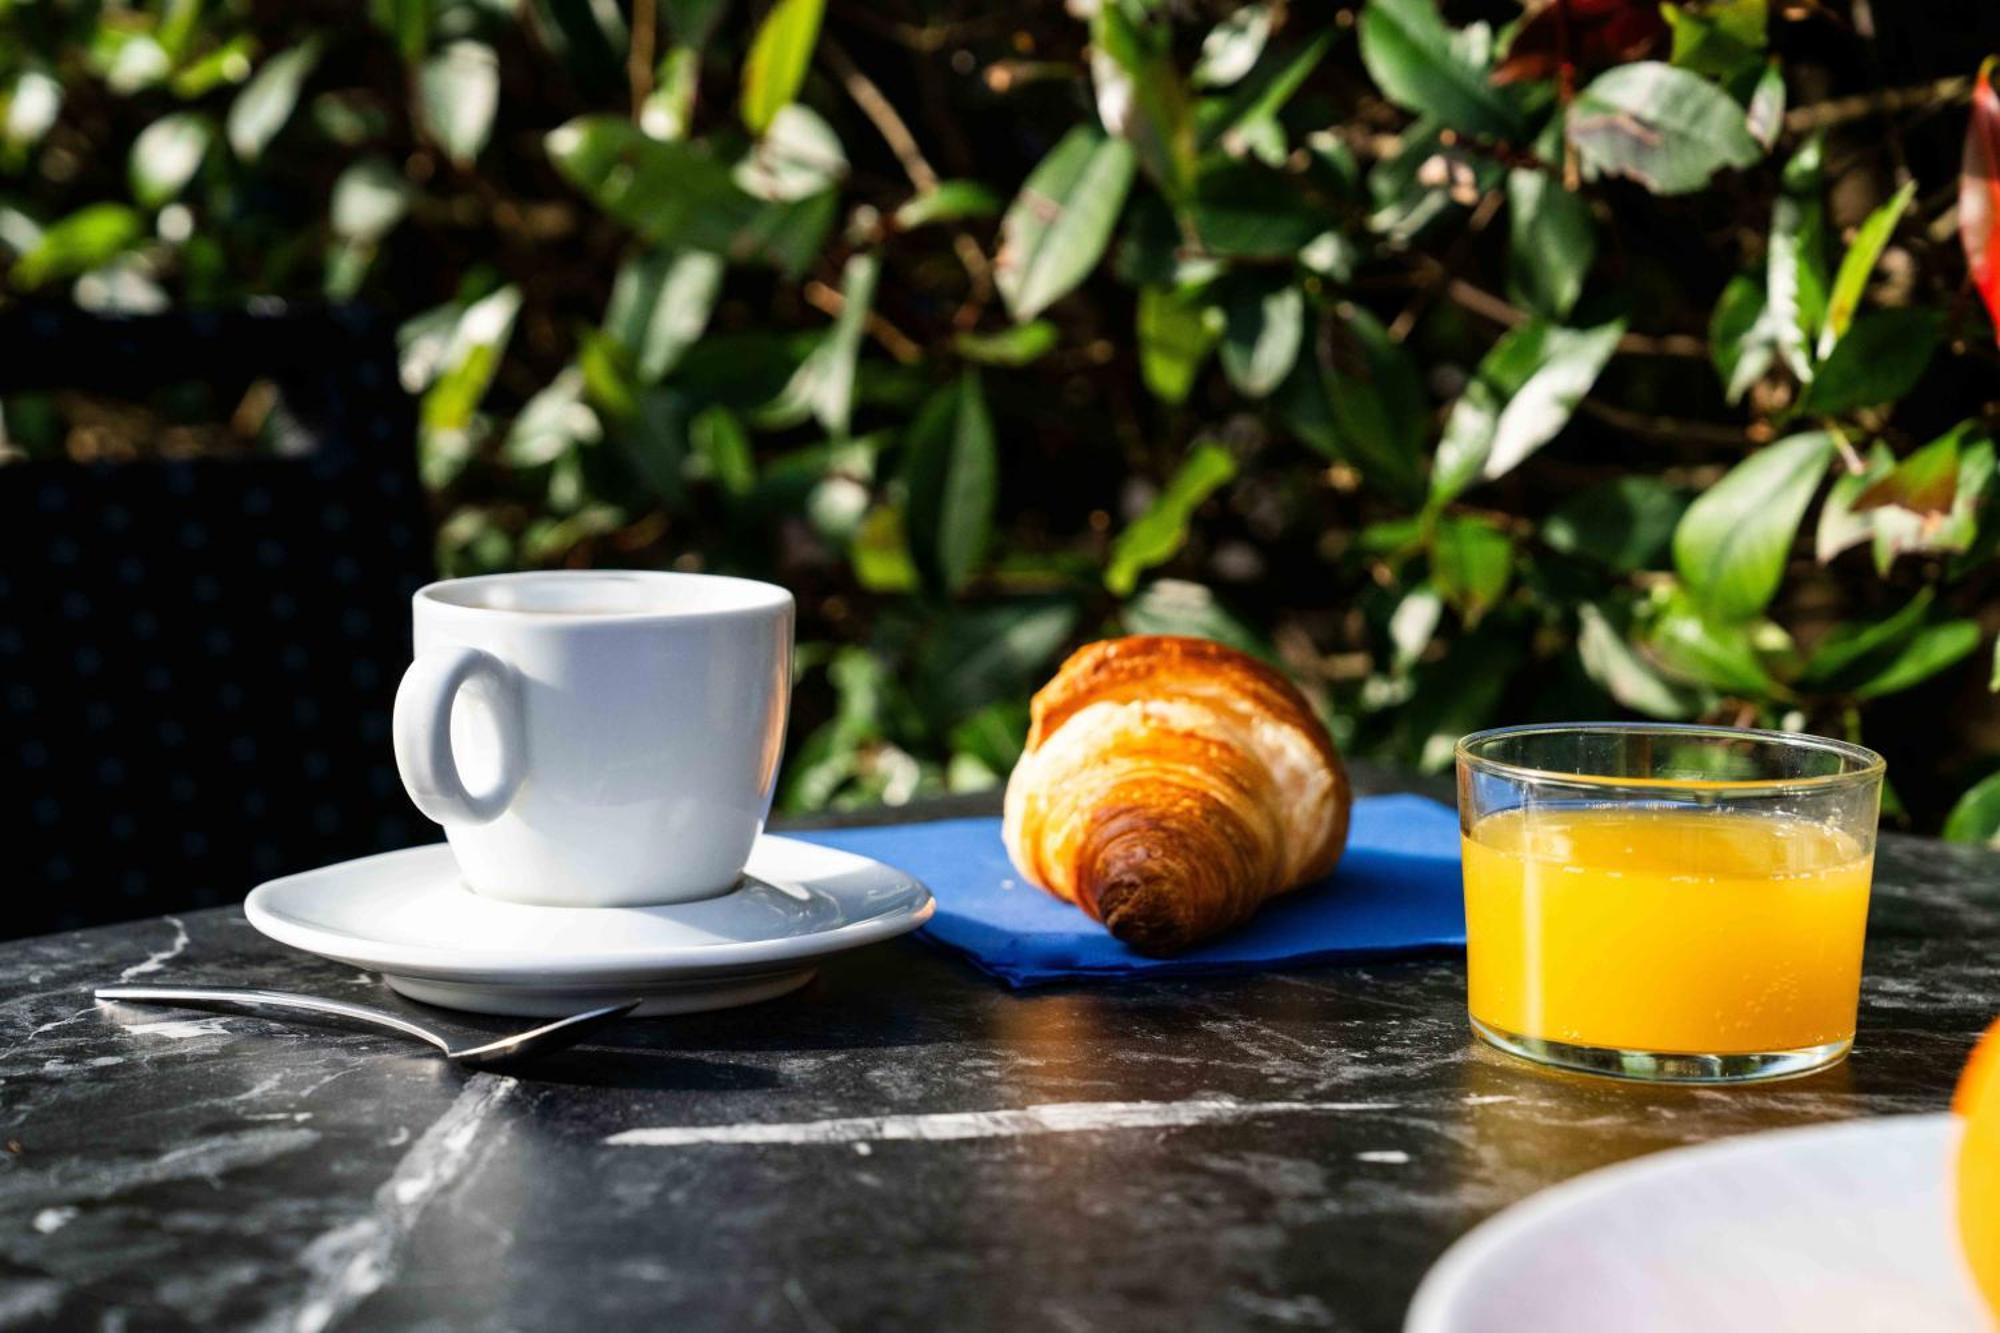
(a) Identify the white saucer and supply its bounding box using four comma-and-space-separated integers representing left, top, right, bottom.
1407, 1114, 1988, 1332
244, 837, 934, 1017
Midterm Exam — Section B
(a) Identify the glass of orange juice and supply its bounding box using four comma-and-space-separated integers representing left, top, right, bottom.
1456, 723, 1884, 1083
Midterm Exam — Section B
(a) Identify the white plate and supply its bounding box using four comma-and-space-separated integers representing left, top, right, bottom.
245, 837, 933, 1017
1408, 1114, 1988, 1332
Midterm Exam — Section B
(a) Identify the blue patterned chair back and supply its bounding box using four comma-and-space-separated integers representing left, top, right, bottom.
1, 307, 434, 937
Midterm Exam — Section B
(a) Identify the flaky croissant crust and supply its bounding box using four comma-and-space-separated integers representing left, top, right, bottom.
1003, 635, 1351, 955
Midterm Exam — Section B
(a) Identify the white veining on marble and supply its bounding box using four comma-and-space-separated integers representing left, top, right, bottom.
0, 1128, 320, 1213
1356, 1150, 1411, 1164
115, 916, 188, 982
270, 1075, 517, 1333
31, 1207, 76, 1234
25, 1007, 95, 1042
605, 1099, 1399, 1148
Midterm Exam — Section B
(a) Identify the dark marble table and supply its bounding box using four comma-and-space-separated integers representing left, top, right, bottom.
3, 780, 1998, 1332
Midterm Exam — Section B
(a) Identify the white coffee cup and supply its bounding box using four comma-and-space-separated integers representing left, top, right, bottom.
391, 570, 794, 907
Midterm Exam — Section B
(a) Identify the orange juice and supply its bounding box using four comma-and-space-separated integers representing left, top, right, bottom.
1463, 806, 1873, 1054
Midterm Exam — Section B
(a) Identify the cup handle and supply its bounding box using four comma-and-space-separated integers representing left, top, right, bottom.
392, 646, 525, 827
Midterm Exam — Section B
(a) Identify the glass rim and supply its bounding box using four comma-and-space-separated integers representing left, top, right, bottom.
1454, 722, 1886, 796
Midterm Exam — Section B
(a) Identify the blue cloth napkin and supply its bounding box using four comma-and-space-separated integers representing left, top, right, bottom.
793, 794, 1465, 987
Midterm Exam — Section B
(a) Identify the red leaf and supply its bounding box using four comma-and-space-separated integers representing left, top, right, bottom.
1853, 433, 1960, 518
1493, 0, 1667, 87
1963, 56, 2000, 346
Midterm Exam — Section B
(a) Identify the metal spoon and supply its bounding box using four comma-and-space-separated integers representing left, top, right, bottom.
94, 984, 639, 1071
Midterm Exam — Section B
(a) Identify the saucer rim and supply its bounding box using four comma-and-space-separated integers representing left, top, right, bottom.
243, 836, 935, 982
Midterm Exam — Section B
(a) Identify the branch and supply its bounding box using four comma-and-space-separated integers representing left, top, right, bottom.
1783, 75, 1973, 135
1576, 398, 1761, 449
628, 0, 656, 120
822, 36, 937, 192
1444, 278, 1709, 359
804, 279, 925, 365
1389, 190, 1505, 342
821, 35, 993, 312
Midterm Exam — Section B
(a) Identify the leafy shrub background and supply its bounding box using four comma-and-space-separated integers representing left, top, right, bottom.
5, 0, 2000, 834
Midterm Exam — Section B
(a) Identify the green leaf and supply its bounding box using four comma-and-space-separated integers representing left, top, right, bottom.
1387, 585, 1443, 674
1506, 167, 1595, 321
5, 69, 62, 157
578, 327, 641, 421
1219, 279, 1304, 400
1746, 58, 1786, 149
1577, 603, 1699, 719
605, 248, 725, 383
1709, 272, 1772, 404
851, 504, 919, 593
170, 35, 256, 99
1431, 515, 1513, 619
1796, 308, 1941, 417
1673, 431, 1832, 622
1884, 432, 1994, 569
1854, 429, 1963, 516
103, 35, 171, 97
227, 39, 321, 162
953, 321, 1058, 367
370, 0, 430, 64
688, 405, 756, 496
1366, 117, 1500, 242
642, 44, 702, 141
1136, 283, 1223, 406
1642, 591, 1781, 696
1199, 29, 1336, 150
1273, 305, 1427, 503
893, 181, 1001, 230
1193, 4, 1272, 88
995, 127, 1136, 321
1850, 620, 1982, 699
1820, 179, 1915, 357
1542, 477, 1691, 571
904, 371, 998, 597
1185, 162, 1329, 257
735, 102, 847, 202
734, 190, 838, 279
618, 388, 693, 507
1943, 770, 2000, 847
546, 116, 806, 265
421, 285, 522, 436
764, 251, 878, 436
1766, 133, 1828, 382
419, 41, 499, 168
330, 156, 411, 244
1665, 0, 1767, 80
1090, 3, 1198, 200
1569, 61, 1762, 195
1359, 0, 1522, 140
1122, 578, 1276, 663
12, 203, 142, 289
1798, 588, 1934, 687
1815, 442, 1893, 563
1430, 319, 1624, 503
128, 113, 212, 209
1106, 442, 1237, 596
741, 0, 825, 135
504, 366, 602, 467
918, 599, 1079, 721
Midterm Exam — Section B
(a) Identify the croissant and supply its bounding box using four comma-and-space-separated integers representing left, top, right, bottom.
1002, 635, 1351, 956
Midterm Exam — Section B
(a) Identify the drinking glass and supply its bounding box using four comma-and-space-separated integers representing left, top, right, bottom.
1456, 723, 1884, 1083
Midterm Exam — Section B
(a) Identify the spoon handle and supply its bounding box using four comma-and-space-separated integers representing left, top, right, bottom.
94, 984, 452, 1055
